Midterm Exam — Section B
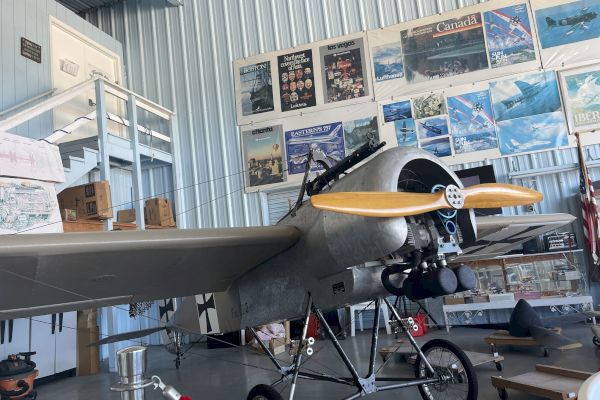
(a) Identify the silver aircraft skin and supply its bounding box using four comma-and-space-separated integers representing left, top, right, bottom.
0, 146, 571, 333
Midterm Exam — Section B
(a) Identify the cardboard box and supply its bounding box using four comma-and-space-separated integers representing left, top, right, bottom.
269, 338, 286, 355
60, 209, 77, 221
488, 293, 515, 302
465, 295, 489, 304
443, 296, 465, 305
58, 181, 113, 220
144, 198, 175, 227
117, 209, 136, 223
77, 326, 100, 376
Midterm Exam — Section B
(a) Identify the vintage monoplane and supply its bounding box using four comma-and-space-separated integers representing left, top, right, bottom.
0, 139, 574, 400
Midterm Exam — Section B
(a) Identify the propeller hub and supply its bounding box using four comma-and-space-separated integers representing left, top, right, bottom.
444, 185, 464, 209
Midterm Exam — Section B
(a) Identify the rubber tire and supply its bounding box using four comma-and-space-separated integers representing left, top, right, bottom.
543, 348, 549, 357
414, 339, 478, 400
593, 336, 600, 347
498, 388, 508, 400
247, 384, 283, 400
495, 362, 503, 372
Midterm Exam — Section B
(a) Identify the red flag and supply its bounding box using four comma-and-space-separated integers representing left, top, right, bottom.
577, 133, 600, 266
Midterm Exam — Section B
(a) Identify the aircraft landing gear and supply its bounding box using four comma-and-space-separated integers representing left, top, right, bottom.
247, 295, 477, 400
247, 384, 283, 400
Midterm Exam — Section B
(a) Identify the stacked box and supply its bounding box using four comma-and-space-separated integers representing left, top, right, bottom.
117, 209, 136, 223
76, 309, 100, 376
58, 181, 113, 220
144, 198, 175, 227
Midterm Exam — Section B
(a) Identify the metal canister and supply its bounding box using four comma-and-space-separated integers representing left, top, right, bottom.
110, 346, 154, 400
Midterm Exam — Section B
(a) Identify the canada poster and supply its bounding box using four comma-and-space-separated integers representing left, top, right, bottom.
242, 125, 285, 187
401, 13, 488, 84
239, 61, 274, 116
320, 38, 369, 103
278, 50, 316, 112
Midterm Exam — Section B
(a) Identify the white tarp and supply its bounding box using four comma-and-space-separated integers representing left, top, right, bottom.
0, 131, 65, 183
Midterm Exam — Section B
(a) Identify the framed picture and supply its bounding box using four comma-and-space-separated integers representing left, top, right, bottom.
559, 63, 600, 133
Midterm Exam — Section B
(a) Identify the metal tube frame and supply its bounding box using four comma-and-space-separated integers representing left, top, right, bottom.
252, 296, 440, 400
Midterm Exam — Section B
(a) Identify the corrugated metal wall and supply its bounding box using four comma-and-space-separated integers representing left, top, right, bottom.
84, 0, 488, 231
84, 0, 600, 300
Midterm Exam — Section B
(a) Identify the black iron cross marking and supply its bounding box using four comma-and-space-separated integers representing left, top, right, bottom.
159, 298, 175, 323
197, 294, 216, 333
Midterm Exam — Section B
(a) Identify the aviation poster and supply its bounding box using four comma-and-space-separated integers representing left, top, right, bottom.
560, 64, 600, 133
320, 38, 369, 103
382, 101, 412, 123
412, 93, 447, 120
343, 117, 379, 154
484, 4, 536, 68
532, 0, 600, 68
239, 61, 274, 116
241, 125, 285, 188
417, 116, 450, 140
379, 99, 418, 148
278, 50, 316, 112
420, 137, 452, 157
372, 42, 404, 82
400, 12, 489, 84
395, 118, 418, 148
490, 71, 568, 155
285, 122, 345, 175
447, 90, 499, 154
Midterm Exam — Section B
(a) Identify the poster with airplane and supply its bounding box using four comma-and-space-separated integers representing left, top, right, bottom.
285, 121, 345, 175
490, 70, 569, 155
420, 137, 452, 157
366, 0, 540, 100
417, 116, 450, 139
559, 63, 600, 133
447, 89, 499, 154
484, 3, 536, 68
532, 0, 600, 68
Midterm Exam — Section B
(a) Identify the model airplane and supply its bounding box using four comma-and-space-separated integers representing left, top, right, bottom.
0, 140, 574, 400
546, 7, 598, 36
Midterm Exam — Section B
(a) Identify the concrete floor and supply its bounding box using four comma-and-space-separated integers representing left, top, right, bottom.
37, 324, 600, 399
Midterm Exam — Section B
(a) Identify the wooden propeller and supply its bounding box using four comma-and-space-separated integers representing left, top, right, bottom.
310, 183, 542, 218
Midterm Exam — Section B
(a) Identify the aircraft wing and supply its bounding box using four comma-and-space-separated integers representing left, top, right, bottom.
0, 226, 300, 318
456, 213, 576, 262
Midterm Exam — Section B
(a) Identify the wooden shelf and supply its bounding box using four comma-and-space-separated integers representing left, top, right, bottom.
62, 220, 176, 232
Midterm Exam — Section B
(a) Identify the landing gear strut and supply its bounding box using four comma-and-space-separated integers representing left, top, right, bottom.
247, 295, 477, 400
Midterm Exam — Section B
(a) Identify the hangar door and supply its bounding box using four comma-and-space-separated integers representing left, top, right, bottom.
49, 17, 123, 142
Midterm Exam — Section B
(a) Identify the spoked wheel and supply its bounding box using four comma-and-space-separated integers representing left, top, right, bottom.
247, 384, 283, 400
414, 339, 478, 400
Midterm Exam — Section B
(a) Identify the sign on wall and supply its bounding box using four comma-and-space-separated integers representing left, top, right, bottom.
319, 37, 369, 104
560, 63, 600, 134
278, 50, 316, 112
531, 0, 600, 68
490, 70, 569, 155
241, 125, 286, 188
